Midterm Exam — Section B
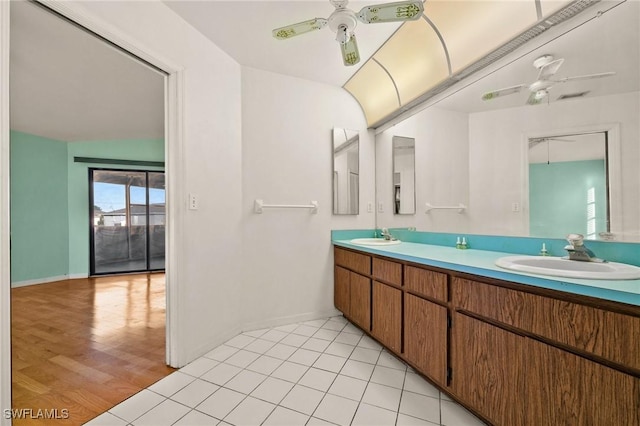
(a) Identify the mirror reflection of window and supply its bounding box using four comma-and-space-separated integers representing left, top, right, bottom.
393, 136, 416, 215
333, 128, 359, 215
528, 132, 609, 239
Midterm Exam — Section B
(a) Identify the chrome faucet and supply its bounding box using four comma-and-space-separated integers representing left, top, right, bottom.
380, 228, 396, 241
564, 233, 605, 262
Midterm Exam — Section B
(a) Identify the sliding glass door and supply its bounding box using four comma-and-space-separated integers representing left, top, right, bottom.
90, 169, 165, 275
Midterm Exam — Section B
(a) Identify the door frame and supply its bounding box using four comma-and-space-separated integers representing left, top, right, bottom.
0, 2, 186, 420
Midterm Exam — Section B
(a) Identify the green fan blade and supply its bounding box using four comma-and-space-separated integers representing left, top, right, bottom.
272, 18, 328, 40
481, 84, 525, 101
357, 1, 424, 24
341, 34, 360, 66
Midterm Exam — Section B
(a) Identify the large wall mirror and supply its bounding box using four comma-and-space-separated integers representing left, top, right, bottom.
333, 128, 359, 215
375, 1, 639, 241
393, 136, 415, 214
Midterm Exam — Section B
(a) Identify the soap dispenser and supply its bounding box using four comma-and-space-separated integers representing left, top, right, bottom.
540, 243, 550, 256
460, 237, 468, 250
456, 237, 462, 249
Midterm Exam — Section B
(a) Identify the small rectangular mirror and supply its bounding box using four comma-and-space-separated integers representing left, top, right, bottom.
333, 128, 359, 215
393, 136, 416, 214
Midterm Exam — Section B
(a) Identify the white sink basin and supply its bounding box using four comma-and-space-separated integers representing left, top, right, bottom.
496, 255, 640, 280
350, 238, 401, 246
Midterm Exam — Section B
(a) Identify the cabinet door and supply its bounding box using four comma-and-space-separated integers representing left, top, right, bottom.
451, 313, 526, 424
451, 312, 640, 426
350, 272, 371, 331
334, 266, 350, 316
531, 333, 640, 425
372, 281, 402, 353
404, 294, 447, 386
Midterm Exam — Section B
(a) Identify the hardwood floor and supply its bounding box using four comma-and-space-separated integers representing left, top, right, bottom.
11, 273, 175, 425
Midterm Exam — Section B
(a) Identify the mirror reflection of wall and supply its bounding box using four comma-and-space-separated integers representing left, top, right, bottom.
528, 133, 608, 240
393, 136, 415, 214
333, 128, 359, 215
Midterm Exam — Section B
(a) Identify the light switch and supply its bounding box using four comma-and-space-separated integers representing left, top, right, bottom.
512, 202, 520, 212
189, 193, 199, 210
378, 202, 384, 213
367, 202, 373, 213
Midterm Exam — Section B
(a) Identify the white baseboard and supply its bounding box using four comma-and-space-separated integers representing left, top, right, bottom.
68, 273, 89, 280
183, 308, 343, 368
11, 274, 89, 288
241, 309, 342, 334
11, 275, 69, 288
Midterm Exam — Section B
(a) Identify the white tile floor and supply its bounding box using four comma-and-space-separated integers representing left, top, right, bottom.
86, 316, 487, 426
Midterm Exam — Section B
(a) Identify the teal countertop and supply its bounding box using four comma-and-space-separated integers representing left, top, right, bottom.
332, 239, 640, 307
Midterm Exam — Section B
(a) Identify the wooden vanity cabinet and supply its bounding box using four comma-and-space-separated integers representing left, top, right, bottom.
334, 266, 350, 316
451, 276, 640, 425
333, 245, 640, 425
372, 281, 402, 353
350, 272, 371, 331
404, 293, 448, 386
451, 311, 640, 425
334, 248, 371, 331
405, 265, 447, 302
450, 312, 526, 424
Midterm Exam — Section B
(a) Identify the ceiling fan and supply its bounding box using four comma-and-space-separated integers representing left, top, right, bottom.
272, 0, 424, 66
481, 55, 616, 105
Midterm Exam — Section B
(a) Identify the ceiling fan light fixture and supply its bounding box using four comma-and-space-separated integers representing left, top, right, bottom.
534, 89, 548, 100
335, 24, 351, 44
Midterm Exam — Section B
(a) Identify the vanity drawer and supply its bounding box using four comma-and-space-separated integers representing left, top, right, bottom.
334, 247, 371, 276
452, 277, 640, 372
405, 266, 447, 302
372, 257, 402, 286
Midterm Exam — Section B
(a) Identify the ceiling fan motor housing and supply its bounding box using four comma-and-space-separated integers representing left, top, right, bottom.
329, 0, 350, 9
328, 9, 358, 35
533, 54, 554, 69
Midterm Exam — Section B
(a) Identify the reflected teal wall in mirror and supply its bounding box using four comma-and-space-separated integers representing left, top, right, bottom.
530, 159, 606, 239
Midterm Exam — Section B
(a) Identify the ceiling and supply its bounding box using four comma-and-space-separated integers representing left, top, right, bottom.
164, 1, 403, 86
10, 1, 165, 142
8, 0, 639, 143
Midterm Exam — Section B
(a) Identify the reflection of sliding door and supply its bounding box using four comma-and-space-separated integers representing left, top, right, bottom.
348, 171, 359, 215
90, 169, 165, 275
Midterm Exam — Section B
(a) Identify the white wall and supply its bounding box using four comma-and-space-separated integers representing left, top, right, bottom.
469, 91, 640, 239
376, 106, 470, 231
241, 67, 375, 329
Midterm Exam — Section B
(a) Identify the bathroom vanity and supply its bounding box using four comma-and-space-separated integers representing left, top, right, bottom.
332, 242, 640, 425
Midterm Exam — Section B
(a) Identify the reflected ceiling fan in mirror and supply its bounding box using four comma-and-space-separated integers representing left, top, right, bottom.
272, 0, 424, 66
528, 136, 575, 149
481, 55, 616, 105
529, 136, 576, 165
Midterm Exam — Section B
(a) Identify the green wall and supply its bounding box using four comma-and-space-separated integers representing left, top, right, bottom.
67, 139, 164, 277
10, 131, 164, 284
529, 159, 607, 238
10, 131, 69, 284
